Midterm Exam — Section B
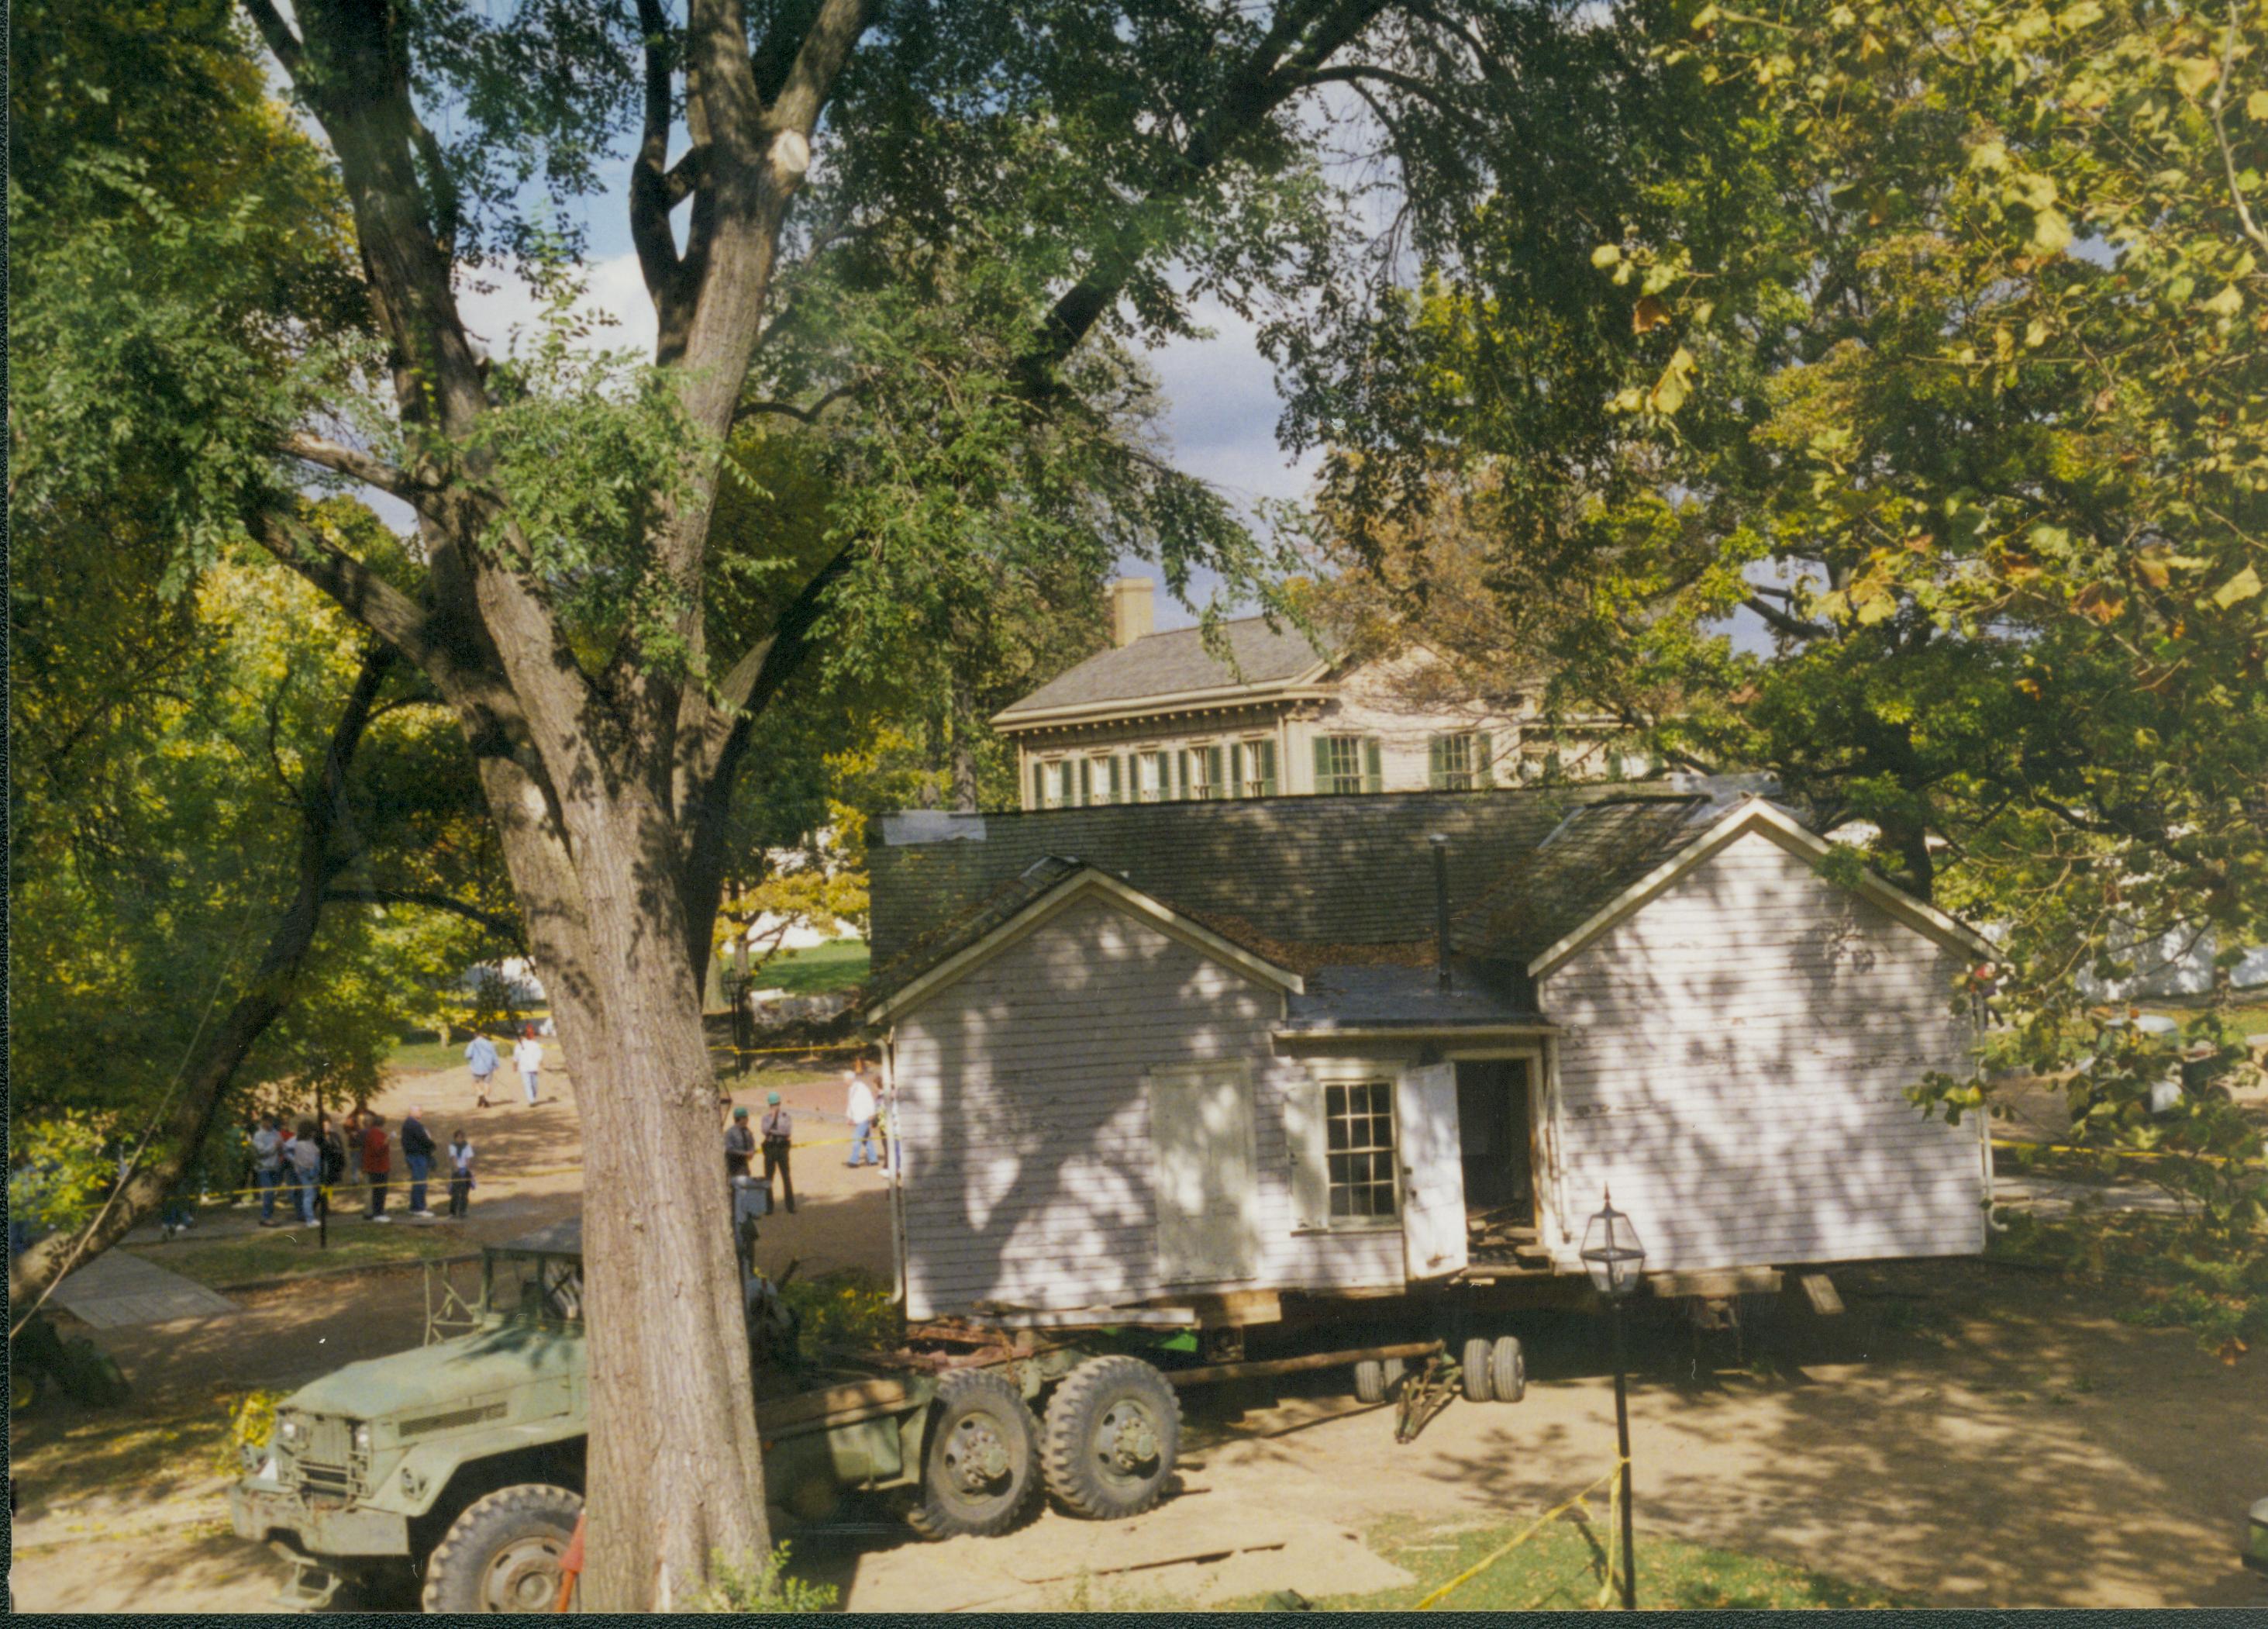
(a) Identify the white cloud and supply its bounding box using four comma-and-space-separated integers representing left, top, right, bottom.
452, 253, 658, 363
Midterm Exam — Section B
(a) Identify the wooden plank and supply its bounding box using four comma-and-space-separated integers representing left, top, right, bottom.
1800, 1272, 1845, 1315
761, 1378, 913, 1428
1165, 1338, 1443, 1389
1646, 1267, 1783, 1298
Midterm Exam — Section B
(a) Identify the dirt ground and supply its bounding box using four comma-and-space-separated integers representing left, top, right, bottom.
11, 1042, 2266, 1612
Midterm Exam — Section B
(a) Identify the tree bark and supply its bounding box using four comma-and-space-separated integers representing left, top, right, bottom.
9, 647, 398, 1320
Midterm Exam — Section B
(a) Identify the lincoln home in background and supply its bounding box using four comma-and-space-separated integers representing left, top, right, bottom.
994, 578, 1649, 810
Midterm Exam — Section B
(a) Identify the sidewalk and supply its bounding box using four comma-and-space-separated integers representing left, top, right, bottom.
47, 1248, 236, 1329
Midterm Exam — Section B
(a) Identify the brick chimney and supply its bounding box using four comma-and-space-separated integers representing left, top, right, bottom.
1108, 577, 1155, 648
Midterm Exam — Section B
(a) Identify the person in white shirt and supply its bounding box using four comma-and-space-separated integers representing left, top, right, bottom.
252, 1116, 285, 1226
845, 1062, 879, 1168
514, 1027, 544, 1106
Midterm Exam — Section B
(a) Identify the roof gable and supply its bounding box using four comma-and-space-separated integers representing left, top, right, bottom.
863, 863, 1302, 1025
1519, 797, 1994, 978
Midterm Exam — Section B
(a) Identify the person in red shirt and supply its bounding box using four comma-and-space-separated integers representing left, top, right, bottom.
360, 1113, 394, 1222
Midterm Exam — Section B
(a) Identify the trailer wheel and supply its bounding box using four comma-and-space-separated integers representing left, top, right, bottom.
420, 1483, 582, 1613
907, 1368, 1040, 1540
1460, 1337, 1494, 1403
1041, 1357, 1181, 1521
1489, 1336, 1526, 1403
1353, 1355, 1408, 1405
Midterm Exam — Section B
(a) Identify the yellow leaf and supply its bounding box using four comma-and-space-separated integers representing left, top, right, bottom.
1632, 294, 1671, 333
2250, 89, 2268, 119
2213, 564, 2263, 607
2172, 56, 2220, 98
1592, 243, 1622, 268
2202, 282, 2245, 316
1968, 139, 2010, 172
2029, 208, 2073, 255
1649, 346, 1698, 416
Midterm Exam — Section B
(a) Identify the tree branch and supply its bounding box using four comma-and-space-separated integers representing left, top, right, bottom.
322, 885, 522, 937
730, 382, 857, 428
282, 432, 429, 503
631, 0, 688, 331
1743, 593, 1832, 640
240, 0, 304, 76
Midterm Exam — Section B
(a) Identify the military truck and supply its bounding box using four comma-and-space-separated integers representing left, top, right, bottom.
229, 1217, 1194, 1610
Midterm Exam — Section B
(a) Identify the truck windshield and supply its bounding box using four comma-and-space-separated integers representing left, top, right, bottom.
488, 1253, 585, 1324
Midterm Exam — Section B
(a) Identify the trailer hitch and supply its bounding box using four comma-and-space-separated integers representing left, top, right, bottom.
1394, 1355, 1460, 1444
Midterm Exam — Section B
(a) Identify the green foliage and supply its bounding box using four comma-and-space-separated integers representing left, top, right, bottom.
777, 1268, 901, 1353
1990, 1207, 2268, 1360
9, 1115, 116, 1231
692, 1543, 839, 1613
1296, 0, 2268, 1223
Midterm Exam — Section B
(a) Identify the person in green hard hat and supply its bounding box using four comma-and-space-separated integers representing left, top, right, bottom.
724, 1105, 757, 1182
759, 1091, 796, 1213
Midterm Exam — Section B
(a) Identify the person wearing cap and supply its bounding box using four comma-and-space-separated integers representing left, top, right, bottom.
760, 1092, 796, 1213
724, 1105, 757, 1182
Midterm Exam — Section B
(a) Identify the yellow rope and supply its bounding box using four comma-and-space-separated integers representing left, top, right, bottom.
1414, 1458, 1628, 1611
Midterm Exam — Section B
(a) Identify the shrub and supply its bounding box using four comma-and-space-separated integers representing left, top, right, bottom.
693, 1543, 837, 1613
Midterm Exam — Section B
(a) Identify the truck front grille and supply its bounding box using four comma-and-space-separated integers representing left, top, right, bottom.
288, 1415, 364, 1501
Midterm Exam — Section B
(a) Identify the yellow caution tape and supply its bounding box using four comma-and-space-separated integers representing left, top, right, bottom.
1415, 1458, 1628, 1611
1992, 1137, 2263, 1168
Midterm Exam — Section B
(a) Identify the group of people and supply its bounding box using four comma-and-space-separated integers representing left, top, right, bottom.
722, 1053, 894, 1215
464, 1025, 546, 1108
246, 1107, 477, 1225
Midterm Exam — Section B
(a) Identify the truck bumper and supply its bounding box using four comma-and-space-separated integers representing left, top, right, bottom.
229, 1475, 412, 1559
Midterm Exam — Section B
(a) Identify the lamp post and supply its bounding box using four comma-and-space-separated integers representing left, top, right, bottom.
1581, 1189, 1646, 1610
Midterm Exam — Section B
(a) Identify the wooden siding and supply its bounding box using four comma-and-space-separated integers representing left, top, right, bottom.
1540, 829, 1985, 1273
891, 897, 1405, 1320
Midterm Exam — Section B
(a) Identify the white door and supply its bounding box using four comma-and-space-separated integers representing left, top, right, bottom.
1149, 1066, 1260, 1285
1397, 1062, 1470, 1279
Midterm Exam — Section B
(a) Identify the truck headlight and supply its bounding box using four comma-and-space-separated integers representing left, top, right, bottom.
277, 1418, 302, 1444
353, 1423, 373, 1453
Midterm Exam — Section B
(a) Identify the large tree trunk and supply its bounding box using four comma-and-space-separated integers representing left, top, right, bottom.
477, 761, 771, 1607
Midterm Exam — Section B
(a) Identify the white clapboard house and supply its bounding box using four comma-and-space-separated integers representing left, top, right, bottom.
863, 785, 1994, 1328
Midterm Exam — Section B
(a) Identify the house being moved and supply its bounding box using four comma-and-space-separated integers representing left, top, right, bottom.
863, 785, 1994, 1329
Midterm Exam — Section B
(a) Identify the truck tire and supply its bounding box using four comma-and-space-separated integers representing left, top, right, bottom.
1460, 1337, 1494, 1403
1353, 1355, 1408, 1405
907, 1368, 1039, 1540
1040, 1357, 1181, 1521
420, 1483, 583, 1613
1490, 1336, 1526, 1404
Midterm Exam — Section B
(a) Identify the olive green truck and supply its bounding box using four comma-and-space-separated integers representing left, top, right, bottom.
230, 1218, 1474, 1610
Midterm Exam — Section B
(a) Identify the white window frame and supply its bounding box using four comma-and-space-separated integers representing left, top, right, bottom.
1237, 737, 1277, 798
1290, 1060, 1404, 1234
1039, 758, 1075, 809
1184, 742, 1218, 799
1433, 732, 1477, 790
1084, 754, 1121, 806
1136, 749, 1167, 803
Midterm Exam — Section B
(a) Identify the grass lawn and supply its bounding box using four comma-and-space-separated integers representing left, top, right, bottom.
749, 939, 868, 996
126, 1227, 468, 1288
1130, 1513, 1906, 1612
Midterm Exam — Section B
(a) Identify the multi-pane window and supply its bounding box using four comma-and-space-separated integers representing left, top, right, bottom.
1036, 760, 1075, 808
1429, 732, 1478, 790
1233, 739, 1279, 798
1083, 755, 1122, 805
1316, 734, 1367, 795
1136, 751, 1168, 802
1182, 744, 1222, 799
1324, 1081, 1398, 1218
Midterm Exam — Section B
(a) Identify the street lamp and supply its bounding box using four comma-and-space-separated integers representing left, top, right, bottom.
1581, 1190, 1646, 1610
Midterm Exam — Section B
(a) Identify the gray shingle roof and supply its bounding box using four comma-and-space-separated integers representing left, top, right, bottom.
1449, 797, 1718, 962
867, 785, 1701, 973
1281, 964, 1548, 1032
994, 616, 1332, 721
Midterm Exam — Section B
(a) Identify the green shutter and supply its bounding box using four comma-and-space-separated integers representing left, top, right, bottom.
1229, 742, 1246, 796
1206, 744, 1225, 799
1313, 735, 1332, 794
1175, 749, 1190, 800
1363, 737, 1384, 792
1258, 740, 1279, 796
1078, 758, 1092, 804
1108, 755, 1123, 801
1032, 761, 1046, 806
1475, 731, 1493, 787
1427, 735, 1447, 790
